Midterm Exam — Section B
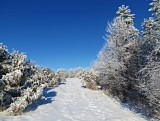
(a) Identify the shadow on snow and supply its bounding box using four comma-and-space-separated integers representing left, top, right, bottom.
58, 82, 66, 85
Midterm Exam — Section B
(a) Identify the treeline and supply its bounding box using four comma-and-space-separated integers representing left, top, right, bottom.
0, 44, 65, 116
91, 0, 160, 120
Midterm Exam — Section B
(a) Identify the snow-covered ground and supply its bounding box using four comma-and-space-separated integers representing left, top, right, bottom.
0, 78, 147, 121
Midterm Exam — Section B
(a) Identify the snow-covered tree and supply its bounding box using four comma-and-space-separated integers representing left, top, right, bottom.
142, 0, 160, 53
138, 0, 160, 119
142, 18, 160, 57
93, 5, 140, 102
149, 0, 160, 21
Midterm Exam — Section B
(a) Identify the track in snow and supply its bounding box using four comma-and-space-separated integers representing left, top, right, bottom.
0, 78, 147, 121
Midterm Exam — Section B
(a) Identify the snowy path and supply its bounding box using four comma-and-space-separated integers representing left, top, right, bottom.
0, 78, 147, 121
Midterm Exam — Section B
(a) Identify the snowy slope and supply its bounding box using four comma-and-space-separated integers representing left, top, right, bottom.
0, 78, 147, 121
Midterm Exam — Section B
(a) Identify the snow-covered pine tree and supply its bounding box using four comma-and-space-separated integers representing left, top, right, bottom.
116, 6, 141, 103
142, 0, 160, 56
139, 0, 160, 119
93, 5, 140, 102
149, 0, 160, 21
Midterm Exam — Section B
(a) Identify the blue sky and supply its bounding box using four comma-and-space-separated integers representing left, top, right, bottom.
0, 0, 151, 71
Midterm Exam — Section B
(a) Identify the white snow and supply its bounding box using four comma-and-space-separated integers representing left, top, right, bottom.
0, 78, 147, 121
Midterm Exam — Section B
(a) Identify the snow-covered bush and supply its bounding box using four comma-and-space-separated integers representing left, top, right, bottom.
62, 67, 84, 78
78, 69, 100, 90
55, 69, 67, 83
0, 44, 59, 116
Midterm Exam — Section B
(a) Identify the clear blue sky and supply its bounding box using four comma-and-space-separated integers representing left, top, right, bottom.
0, 0, 151, 71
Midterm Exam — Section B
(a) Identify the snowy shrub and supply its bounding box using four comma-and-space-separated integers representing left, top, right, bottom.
2, 70, 23, 87
0, 43, 10, 63
6, 83, 46, 115
0, 44, 59, 116
62, 67, 85, 78
78, 69, 100, 90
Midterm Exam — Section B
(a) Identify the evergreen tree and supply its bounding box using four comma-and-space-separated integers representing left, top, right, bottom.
149, 0, 160, 21
93, 5, 140, 102
139, 0, 160, 119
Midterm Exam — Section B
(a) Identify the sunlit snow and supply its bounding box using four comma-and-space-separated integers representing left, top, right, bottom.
0, 78, 147, 121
